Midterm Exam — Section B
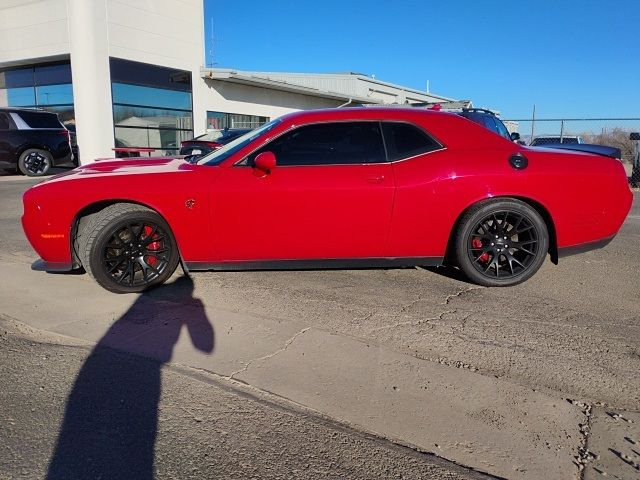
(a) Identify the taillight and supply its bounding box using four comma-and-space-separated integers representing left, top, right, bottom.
203, 141, 222, 149
58, 129, 70, 138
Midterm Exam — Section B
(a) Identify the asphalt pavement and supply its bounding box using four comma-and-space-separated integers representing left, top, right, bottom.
1, 173, 639, 479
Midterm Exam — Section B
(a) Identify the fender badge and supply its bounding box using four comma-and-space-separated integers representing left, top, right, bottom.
185, 199, 196, 209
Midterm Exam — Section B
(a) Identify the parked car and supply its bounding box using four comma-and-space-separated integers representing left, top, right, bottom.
22, 107, 631, 293
413, 105, 521, 142
530, 135, 584, 146
64, 123, 79, 163
0, 107, 75, 176
179, 128, 252, 157
456, 108, 521, 142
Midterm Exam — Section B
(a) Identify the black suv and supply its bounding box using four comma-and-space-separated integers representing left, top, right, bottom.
407, 105, 520, 142
455, 108, 520, 142
0, 108, 75, 176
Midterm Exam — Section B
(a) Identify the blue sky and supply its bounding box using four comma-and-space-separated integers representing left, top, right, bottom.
204, 0, 640, 119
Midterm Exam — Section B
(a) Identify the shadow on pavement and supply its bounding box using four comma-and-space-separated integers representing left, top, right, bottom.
46, 276, 214, 480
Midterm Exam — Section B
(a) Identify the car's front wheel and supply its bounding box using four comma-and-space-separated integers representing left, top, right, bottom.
18, 148, 53, 176
78, 204, 180, 293
455, 199, 549, 287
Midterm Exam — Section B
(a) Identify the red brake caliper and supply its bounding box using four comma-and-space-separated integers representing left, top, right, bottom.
472, 237, 490, 263
143, 225, 161, 266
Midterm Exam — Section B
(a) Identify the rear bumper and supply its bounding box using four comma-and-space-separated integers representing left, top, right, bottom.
557, 235, 615, 258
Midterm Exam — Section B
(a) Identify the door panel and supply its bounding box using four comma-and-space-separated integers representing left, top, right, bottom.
210, 163, 395, 261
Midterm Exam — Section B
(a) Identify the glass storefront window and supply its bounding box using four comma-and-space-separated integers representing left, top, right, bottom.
36, 84, 74, 105
114, 127, 192, 154
207, 111, 269, 130
113, 105, 192, 130
0, 67, 34, 89
34, 63, 72, 86
110, 58, 193, 155
112, 83, 192, 111
2, 86, 36, 106
0, 62, 74, 128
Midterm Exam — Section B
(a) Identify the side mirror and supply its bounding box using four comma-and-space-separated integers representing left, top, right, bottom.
510, 132, 521, 142
254, 151, 276, 174
630, 132, 640, 141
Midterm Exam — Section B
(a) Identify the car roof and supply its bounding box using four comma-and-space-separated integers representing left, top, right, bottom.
279, 106, 448, 124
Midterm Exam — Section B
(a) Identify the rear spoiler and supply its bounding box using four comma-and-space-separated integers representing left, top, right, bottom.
534, 143, 622, 159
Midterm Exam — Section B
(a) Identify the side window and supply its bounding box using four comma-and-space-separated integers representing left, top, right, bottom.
382, 122, 442, 161
250, 122, 386, 166
0, 113, 10, 130
16, 111, 62, 128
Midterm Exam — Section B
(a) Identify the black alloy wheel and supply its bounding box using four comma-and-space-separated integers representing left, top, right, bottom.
19, 149, 52, 176
79, 204, 180, 293
101, 222, 172, 288
455, 199, 549, 287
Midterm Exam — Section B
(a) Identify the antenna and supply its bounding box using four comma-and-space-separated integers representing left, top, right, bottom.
208, 17, 215, 68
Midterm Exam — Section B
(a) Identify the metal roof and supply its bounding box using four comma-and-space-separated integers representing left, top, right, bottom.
201, 68, 456, 105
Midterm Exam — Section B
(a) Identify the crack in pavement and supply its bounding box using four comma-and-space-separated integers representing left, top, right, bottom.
442, 286, 485, 306
370, 310, 458, 333
228, 327, 311, 380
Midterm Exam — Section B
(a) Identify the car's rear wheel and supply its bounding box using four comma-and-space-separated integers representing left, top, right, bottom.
18, 149, 53, 176
455, 199, 548, 287
78, 204, 180, 293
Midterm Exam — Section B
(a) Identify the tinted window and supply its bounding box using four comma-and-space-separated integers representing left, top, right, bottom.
0, 67, 33, 88
110, 57, 192, 92
113, 105, 192, 129
34, 63, 72, 86
252, 122, 386, 166
36, 84, 74, 105
112, 83, 192, 110
0, 113, 9, 130
203, 119, 281, 165
382, 122, 441, 161
494, 118, 511, 139
3, 86, 35, 106
18, 111, 62, 128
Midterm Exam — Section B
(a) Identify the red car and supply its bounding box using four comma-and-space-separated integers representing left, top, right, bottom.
22, 108, 632, 293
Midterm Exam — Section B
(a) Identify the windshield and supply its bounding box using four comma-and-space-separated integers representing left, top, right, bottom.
200, 119, 282, 165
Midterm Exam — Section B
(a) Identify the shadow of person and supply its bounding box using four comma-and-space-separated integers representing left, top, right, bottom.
46, 276, 213, 480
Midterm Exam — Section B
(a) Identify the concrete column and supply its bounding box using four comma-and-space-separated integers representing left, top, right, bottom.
66, 0, 114, 163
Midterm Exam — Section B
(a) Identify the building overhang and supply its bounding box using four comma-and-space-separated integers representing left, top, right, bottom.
201, 68, 384, 105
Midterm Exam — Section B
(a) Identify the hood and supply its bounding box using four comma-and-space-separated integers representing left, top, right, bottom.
42, 156, 194, 184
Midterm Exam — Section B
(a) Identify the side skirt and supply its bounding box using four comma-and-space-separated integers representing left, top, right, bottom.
185, 257, 444, 272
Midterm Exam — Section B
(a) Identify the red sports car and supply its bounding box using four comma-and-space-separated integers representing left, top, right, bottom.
22, 108, 632, 293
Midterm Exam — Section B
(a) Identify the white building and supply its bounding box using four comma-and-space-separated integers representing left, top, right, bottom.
0, 0, 457, 163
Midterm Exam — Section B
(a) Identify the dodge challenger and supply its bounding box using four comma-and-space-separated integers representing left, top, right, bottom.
22, 107, 632, 293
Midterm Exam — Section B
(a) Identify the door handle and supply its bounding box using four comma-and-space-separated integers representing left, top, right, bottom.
366, 175, 385, 184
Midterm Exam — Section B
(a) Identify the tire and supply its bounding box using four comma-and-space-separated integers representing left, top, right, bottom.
454, 199, 549, 287
78, 203, 180, 293
18, 149, 53, 176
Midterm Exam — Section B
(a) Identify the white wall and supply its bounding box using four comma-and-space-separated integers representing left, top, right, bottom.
197, 79, 342, 132
106, 0, 205, 135
67, 0, 114, 162
0, 0, 70, 65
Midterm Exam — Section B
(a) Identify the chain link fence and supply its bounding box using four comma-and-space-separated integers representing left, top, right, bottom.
502, 118, 640, 187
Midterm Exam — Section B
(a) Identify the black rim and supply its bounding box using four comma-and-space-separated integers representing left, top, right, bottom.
467, 210, 539, 279
101, 222, 171, 287
24, 152, 50, 175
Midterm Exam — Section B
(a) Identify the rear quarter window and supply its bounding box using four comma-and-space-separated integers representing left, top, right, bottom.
17, 111, 63, 128
382, 122, 442, 161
